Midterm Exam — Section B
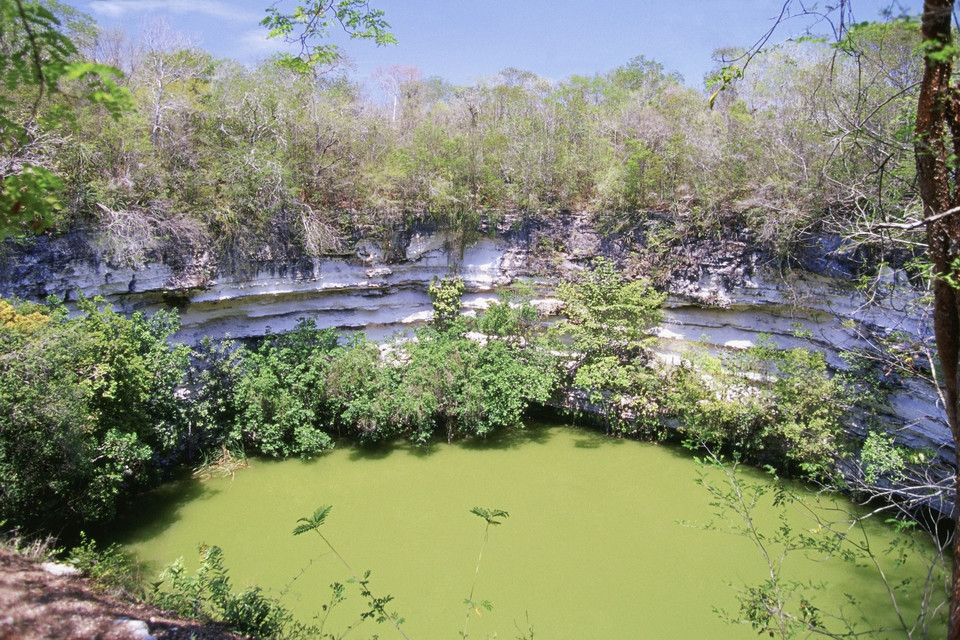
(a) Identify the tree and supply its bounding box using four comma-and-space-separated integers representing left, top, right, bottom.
913, 2, 960, 636
373, 64, 423, 125
555, 258, 666, 433
727, 2, 960, 636
0, 0, 131, 237
557, 257, 663, 360
0, 297, 189, 532
133, 18, 212, 149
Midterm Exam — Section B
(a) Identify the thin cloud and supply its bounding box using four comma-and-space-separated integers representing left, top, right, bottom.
235, 28, 287, 57
89, 0, 258, 22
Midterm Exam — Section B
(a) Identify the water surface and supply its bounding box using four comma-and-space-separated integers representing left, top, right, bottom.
119, 425, 941, 639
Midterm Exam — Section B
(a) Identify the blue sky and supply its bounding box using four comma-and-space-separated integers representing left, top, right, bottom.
74, 0, 922, 89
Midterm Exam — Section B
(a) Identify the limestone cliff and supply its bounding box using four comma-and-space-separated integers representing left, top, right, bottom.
0, 212, 947, 463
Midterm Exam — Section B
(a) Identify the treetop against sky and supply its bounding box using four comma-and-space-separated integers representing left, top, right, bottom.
76, 0, 919, 89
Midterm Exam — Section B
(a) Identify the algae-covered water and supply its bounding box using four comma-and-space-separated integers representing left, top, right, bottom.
118, 424, 943, 639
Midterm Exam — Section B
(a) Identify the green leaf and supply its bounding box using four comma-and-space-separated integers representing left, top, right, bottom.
470, 506, 509, 525
261, 0, 395, 75
706, 64, 742, 108
293, 505, 333, 535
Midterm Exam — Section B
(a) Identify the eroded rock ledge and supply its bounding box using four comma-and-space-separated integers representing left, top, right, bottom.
0, 211, 948, 463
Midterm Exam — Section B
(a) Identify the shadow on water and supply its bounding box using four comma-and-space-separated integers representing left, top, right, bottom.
341, 422, 559, 461
454, 422, 555, 451
345, 438, 412, 462
339, 436, 442, 461
571, 429, 626, 449
107, 471, 218, 546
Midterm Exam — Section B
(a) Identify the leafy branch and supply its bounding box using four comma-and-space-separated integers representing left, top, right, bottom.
293, 505, 410, 639
461, 506, 508, 639
706, 0, 855, 106
1, 0, 131, 237
261, 0, 396, 75
692, 440, 948, 639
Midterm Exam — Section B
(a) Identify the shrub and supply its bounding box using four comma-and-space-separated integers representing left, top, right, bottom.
152, 545, 300, 639
0, 296, 189, 532
554, 257, 667, 434
675, 338, 850, 479
232, 320, 339, 458
67, 532, 145, 598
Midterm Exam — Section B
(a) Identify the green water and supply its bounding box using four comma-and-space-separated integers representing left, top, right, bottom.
119, 425, 942, 639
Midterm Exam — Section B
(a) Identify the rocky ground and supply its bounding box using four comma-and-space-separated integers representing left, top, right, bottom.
0, 548, 244, 640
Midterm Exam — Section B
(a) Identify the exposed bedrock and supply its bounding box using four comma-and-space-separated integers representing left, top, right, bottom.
0, 212, 948, 464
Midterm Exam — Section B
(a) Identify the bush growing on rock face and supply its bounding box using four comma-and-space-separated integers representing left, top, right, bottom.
554, 257, 668, 434
550, 260, 853, 477
395, 321, 559, 443
323, 333, 397, 442
231, 320, 340, 458
671, 338, 851, 478
475, 289, 540, 339
428, 275, 465, 330
223, 296, 560, 452
318, 300, 559, 445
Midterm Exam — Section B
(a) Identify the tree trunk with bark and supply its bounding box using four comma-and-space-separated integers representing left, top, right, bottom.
916, 1, 960, 637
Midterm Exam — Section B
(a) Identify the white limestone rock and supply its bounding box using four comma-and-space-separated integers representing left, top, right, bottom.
39, 562, 80, 577
112, 617, 156, 640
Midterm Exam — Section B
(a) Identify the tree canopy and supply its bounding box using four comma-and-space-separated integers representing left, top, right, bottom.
0, 0, 130, 237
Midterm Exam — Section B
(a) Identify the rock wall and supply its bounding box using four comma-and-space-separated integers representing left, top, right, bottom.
0, 212, 948, 464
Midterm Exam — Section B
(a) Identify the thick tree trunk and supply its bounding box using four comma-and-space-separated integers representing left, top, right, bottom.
916, 2, 960, 638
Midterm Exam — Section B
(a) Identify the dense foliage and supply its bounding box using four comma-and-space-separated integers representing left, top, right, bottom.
0, 297, 187, 531
668, 339, 853, 479
0, 5, 926, 265
555, 257, 666, 433
0, 258, 876, 537
0, 0, 131, 237
0, 289, 561, 533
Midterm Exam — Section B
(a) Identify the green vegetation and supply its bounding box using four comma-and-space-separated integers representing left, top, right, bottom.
1, 0, 131, 237
261, 0, 396, 74
428, 275, 465, 331
555, 257, 666, 434
0, 260, 912, 540
0, 296, 187, 532
670, 338, 853, 479
0, 286, 559, 534
66, 531, 145, 599
461, 507, 509, 640
1, 4, 953, 635
694, 451, 948, 640
152, 544, 303, 638
0, 5, 928, 267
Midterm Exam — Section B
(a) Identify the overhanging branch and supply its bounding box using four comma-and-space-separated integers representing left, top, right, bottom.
874, 204, 960, 230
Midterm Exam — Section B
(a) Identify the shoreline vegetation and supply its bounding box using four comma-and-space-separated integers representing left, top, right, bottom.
0, 265, 882, 537
1, 2, 954, 637
0, 262, 950, 637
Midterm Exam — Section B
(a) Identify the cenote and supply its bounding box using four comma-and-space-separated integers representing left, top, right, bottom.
117, 424, 943, 639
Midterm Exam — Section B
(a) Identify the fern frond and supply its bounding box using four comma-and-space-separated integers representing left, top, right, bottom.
293, 505, 333, 535
470, 506, 509, 525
